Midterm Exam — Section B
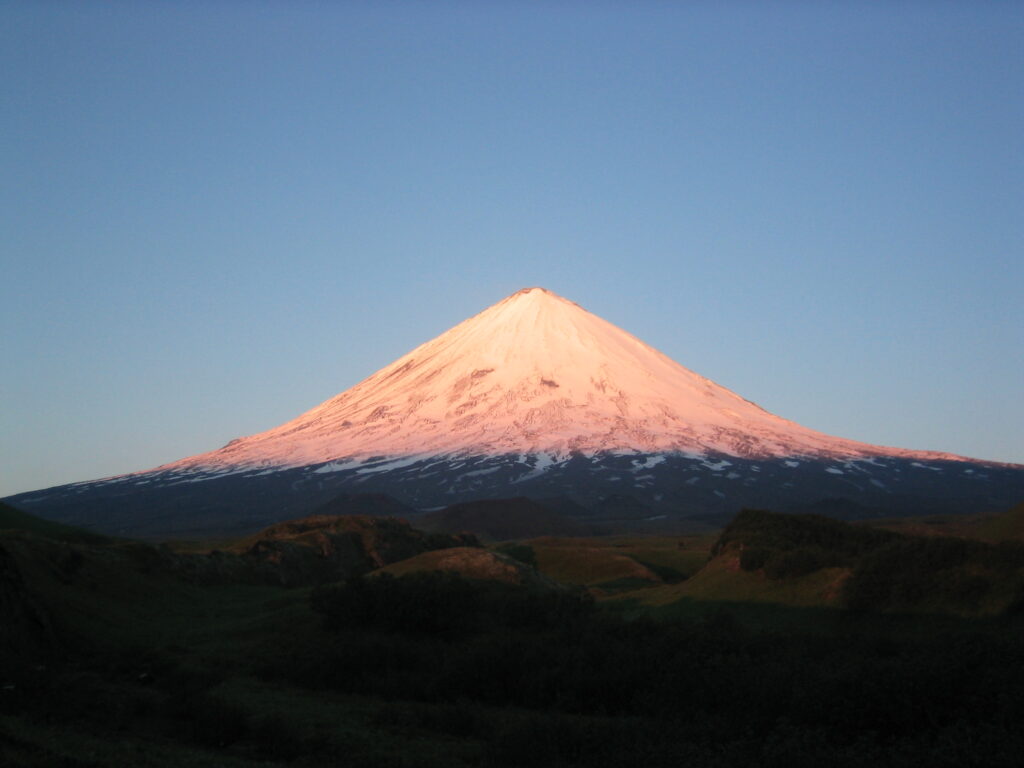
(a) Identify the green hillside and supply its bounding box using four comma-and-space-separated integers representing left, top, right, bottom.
4, 506, 1024, 766
0, 500, 110, 543
613, 508, 1024, 618
869, 502, 1024, 543
373, 546, 561, 589
524, 534, 712, 593
973, 502, 1024, 542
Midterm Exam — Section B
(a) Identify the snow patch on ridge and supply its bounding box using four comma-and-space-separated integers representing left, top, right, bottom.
313, 459, 364, 474
354, 455, 427, 475
632, 456, 666, 470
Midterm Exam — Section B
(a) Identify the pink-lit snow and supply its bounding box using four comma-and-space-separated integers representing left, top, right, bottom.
150, 287, 967, 475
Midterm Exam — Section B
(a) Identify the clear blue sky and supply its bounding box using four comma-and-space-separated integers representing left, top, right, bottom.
2, 1, 1022, 497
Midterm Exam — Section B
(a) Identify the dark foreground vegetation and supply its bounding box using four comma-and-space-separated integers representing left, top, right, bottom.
293, 571, 1024, 767
3, 502, 1024, 766
719, 508, 1024, 613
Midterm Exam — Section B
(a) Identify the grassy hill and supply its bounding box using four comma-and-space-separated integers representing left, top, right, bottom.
609, 508, 1024, 618
521, 534, 713, 594
373, 546, 561, 589
0, 513, 492, 767
0, 500, 110, 544
5, 503, 1024, 766
974, 502, 1024, 541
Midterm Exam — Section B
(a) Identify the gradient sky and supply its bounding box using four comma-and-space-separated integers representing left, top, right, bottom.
2, 1, 1022, 497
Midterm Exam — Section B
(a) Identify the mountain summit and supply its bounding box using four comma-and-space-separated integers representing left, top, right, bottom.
165, 286, 956, 472
8, 287, 1022, 537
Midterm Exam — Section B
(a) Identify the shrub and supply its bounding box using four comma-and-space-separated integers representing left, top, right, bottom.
311, 571, 593, 639
250, 712, 307, 760
740, 547, 769, 571
184, 692, 250, 748
495, 542, 537, 568
764, 547, 826, 580
714, 509, 898, 562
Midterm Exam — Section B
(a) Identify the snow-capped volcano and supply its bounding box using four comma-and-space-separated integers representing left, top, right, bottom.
8, 287, 1022, 538
164, 287, 958, 472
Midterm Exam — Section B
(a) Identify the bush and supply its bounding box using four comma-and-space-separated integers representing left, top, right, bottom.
714, 509, 897, 562
843, 535, 1017, 612
495, 542, 537, 568
311, 571, 593, 639
764, 547, 826, 580
250, 712, 307, 760
740, 547, 769, 571
183, 692, 249, 748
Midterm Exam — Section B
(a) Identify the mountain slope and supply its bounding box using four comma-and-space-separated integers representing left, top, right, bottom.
6, 288, 1022, 537
419, 497, 590, 541
620, 509, 1024, 616
0, 501, 109, 544
158, 287, 970, 471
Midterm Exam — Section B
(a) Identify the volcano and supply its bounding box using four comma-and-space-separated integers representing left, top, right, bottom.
153, 287, 967, 466
7, 288, 1023, 537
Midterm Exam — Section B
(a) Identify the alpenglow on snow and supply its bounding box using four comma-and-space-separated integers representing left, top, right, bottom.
135, 287, 974, 468
8, 287, 1022, 537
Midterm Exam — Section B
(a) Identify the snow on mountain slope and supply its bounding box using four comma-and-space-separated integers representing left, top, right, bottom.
156, 287, 964, 474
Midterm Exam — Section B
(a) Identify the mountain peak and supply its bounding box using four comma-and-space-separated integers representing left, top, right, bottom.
491, 286, 581, 316
153, 288, 966, 473
13, 288, 1020, 539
